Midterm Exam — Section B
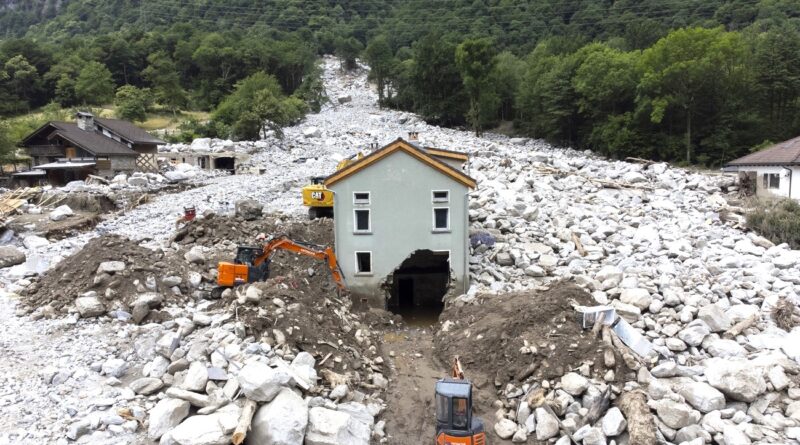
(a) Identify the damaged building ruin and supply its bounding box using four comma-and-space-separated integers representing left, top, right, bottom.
324, 136, 476, 317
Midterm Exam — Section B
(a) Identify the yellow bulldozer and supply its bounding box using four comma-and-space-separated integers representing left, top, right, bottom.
302, 152, 364, 219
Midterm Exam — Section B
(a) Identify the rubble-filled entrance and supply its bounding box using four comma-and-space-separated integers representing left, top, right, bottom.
387, 250, 450, 323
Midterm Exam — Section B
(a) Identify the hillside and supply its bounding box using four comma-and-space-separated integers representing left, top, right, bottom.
1, 0, 799, 166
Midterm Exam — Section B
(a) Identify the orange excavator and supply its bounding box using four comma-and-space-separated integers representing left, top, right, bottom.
435, 357, 487, 445
216, 235, 346, 292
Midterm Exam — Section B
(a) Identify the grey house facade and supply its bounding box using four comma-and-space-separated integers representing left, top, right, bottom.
324, 138, 476, 310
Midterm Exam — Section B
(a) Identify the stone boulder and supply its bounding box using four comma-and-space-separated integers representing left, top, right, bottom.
697, 304, 732, 333
97, 261, 125, 274
675, 381, 725, 413
238, 362, 291, 402
619, 288, 652, 310
170, 404, 240, 445
705, 358, 766, 402
0, 246, 25, 268
75, 296, 105, 318
49, 204, 73, 221
235, 199, 263, 221
247, 388, 308, 445
653, 399, 700, 429
494, 419, 517, 439
560, 372, 589, 396
305, 406, 371, 445
148, 398, 190, 439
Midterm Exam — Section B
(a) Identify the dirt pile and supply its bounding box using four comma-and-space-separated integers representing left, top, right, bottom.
21, 235, 191, 311
435, 281, 630, 385
173, 212, 334, 248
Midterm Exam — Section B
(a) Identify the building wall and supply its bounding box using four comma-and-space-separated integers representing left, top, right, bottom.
133, 143, 158, 154
110, 156, 137, 172
329, 150, 470, 307
738, 166, 800, 199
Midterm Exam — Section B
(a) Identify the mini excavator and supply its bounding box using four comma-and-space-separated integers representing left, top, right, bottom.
435, 357, 487, 445
216, 235, 346, 292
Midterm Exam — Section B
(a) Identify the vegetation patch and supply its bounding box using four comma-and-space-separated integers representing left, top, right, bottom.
746, 199, 800, 249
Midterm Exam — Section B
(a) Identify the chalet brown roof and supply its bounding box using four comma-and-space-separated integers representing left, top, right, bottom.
324, 138, 477, 188
726, 136, 800, 166
48, 122, 138, 157
95, 117, 165, 144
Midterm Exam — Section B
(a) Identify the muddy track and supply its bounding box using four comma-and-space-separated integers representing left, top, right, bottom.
381, 328, 440, 444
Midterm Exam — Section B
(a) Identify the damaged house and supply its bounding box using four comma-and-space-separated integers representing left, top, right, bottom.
725, 135, 800, 199
16, 112, 164, 185
324, 136, 476, 315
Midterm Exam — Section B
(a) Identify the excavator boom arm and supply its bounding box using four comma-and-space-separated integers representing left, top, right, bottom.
251, 237, 347, 291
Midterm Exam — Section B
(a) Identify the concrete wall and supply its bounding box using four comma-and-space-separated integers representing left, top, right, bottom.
329, 150, 470, 307
737, 166, 800, 199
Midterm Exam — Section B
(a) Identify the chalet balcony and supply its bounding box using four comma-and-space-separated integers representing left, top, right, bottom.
27, 145, 64, 156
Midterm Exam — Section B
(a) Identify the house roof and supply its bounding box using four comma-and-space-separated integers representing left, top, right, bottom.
48, 122, 139, 157
324, 138, 476, 188
94, 118, 165, 145
726, 136, 800, 166
424, 146, 469, 162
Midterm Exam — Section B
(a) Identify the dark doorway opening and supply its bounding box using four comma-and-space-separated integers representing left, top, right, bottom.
214, 157, 235, 173
388, 250, 450, 325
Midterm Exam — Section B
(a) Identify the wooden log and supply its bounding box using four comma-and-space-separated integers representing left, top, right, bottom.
165, 388, 210, 407
724, 314, 758, 339
618, 390, 658, 445
515, 362, 539, 382
577, 386, 611, 428
231, 399, 258, 445
572, 232, 587, 257
625, 157, 657, 165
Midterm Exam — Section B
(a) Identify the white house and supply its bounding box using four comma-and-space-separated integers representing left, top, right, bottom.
323, 137, 476, 313
725, 136, 800, 199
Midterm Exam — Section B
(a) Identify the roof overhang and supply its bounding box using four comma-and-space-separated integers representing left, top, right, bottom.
425, 147, 469, 162
324, 139, 476, 189
35, 161, 96, 169
12, 169, 46, 176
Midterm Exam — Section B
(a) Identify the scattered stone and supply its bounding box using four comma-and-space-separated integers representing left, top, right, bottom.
237, 362, 291, 402
601, 407, 626, 436
0, 246, 25, 268
249, 388, 308, 445
494, 419, 517, 440
75, 296, 105, 318
148, 398, 190, 439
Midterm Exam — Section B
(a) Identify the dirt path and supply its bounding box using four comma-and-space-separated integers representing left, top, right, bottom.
381, 328, 441, 444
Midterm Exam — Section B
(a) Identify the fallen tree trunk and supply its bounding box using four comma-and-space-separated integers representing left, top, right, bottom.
231, 399, 258, 445
618, 390, 658, 445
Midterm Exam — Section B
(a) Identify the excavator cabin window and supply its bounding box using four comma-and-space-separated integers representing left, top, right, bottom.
436, 394, 450, 424
453, 398, 468, 428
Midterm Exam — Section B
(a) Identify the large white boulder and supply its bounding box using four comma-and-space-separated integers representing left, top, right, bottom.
49, 204, 73, 221
675, 381, 725, 413
705, 358, 766, 402
170, 404, 240, 445
247, 388, 307, 445
23, 235, 49, 249
237, 362, 291, 402
305, 407, 371, 445
148, 398, 190, 439
182, 361, 209, 392
653, 400, 700, 429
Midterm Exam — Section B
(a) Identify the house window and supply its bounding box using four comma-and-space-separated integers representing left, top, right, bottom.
763, 173, 780, 189
432, 190, 449, 203
354, 209, 371, 233
353, 192, 370, 205
355, 251, 372, 274
433, 207, 450, 232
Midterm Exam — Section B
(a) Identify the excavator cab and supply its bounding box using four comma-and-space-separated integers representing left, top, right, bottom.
435, 379, 486, 445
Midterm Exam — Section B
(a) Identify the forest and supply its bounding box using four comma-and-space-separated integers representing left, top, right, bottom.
0, 0, 798, 166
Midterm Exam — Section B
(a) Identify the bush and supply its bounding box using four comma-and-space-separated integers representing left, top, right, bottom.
746, 199, 800, 248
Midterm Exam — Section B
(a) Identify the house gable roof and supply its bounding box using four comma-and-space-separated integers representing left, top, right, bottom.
95, 117, 165, 145
324, 138, 476, 188
41, 122, 138, 156
726, 136, 800, 166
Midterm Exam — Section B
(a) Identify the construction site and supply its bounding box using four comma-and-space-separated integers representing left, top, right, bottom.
1, 56, 800, 445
